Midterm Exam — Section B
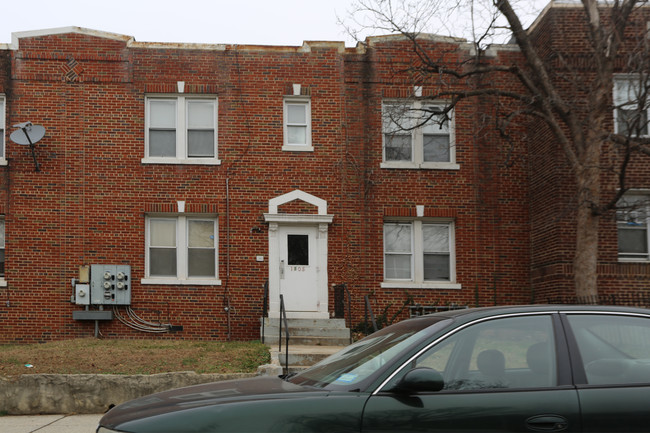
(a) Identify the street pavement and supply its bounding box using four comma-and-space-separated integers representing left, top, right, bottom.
0, 413, 102, 433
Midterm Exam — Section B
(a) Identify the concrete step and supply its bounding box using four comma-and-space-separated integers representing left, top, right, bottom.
276, 345, 345, 367
266, 335, 351, 346
262, 318, 348, 328
261, 317, 351, 347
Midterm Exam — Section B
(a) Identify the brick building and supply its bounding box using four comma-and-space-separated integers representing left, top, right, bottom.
0, 3, 648, 343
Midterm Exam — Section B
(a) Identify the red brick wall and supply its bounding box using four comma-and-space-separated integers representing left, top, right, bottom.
0, 5, 649, 343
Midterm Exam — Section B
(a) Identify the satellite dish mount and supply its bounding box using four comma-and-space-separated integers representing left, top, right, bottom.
10, 122, 45, 172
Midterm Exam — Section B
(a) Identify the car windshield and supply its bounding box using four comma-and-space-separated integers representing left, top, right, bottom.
288, 316, 451, 391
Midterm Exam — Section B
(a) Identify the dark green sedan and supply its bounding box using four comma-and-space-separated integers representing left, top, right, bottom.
97, 305, 650, 432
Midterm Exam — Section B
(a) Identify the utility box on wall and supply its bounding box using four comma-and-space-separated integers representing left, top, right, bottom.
90, 265, 131, 305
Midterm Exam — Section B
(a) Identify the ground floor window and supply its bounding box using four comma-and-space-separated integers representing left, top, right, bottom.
383, 220, 456, 287
144, 215, 219, 285
617, 192, 650, 261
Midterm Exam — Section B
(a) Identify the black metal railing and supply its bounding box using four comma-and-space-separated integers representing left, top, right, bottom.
409, 304, 469, 317
364, 295, 378, 333
279, 294, 290, 375
261, 280, 269, 344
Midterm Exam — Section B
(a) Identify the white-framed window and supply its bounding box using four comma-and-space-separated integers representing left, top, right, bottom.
0, 217, 5, 283
382, 101, 458, 170
617, 191, 650, 261
283, 97, 312, 151
144, 95, 219, 164
614, 75, 649, 137
142, 215, 220, 285
0, 95, 5, 161
382, 220, 460, 289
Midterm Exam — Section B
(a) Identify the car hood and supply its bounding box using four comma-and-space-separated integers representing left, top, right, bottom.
100, 375, 324, 430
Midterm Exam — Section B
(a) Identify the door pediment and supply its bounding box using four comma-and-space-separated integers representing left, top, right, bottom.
264, 189, 333, 224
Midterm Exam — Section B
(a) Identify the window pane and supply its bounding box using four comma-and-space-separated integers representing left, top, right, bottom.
422, 112, 449, 134
567, 314, 650, 385
0, 219, 5, 248
149, 130, 176, 157
414, 316, 556, 391
385, 224, 411, 253
187, 101, 214, 128
385, 254, 412, 279
287, 104, 307, 124
150, 248, 177, 276
188, 130, 215, 157
150, 220, 176, 247
150, 100, 176, 128
288, 234, 309, 266
423, 224, 449, 252
424, 254, 450, 280
618, 227, 648, 255
423, 134, 450, 162
188, 220, 214, 248
617, 108, 649, 136
188, 249, 216, 277
287, 125, 307, 145
385, 134, 412, 161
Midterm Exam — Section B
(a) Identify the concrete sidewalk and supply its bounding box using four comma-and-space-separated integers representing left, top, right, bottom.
0, 414, 102, 433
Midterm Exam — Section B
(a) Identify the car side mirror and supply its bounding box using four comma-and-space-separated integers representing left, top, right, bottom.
394, 367, 445, 393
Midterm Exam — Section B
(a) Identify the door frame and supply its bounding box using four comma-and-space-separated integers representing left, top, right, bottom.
264, 190, 333, 319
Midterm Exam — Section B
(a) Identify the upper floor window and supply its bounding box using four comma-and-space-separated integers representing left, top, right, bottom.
614, 76, 649, 137
143, 215, 220, 285
382, 219, 460, 289
617, 192, 650, 261
144, 96, 219, 164
283, 97, 312, 151
382, 101, 457, 170
0, 96, 5, 160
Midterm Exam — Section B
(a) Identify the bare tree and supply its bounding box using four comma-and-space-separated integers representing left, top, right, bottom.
346, 0, 650, 301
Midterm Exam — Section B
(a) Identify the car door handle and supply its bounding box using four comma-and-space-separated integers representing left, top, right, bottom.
525, 415, 569, 432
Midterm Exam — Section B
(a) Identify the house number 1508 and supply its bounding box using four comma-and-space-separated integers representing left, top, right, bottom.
290, 266, 306, 272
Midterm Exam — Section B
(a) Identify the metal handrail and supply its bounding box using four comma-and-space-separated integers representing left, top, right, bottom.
364, 295, 378, 333
261, 280, 269, 344
279, 294, 290, 375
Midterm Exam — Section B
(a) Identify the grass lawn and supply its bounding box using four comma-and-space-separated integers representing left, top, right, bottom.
0, 338, 270, 377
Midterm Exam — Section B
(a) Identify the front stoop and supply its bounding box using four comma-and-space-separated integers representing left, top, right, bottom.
261, 318, 351, 373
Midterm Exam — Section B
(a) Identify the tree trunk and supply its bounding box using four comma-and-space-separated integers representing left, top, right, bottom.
574, 202, 600, 303
573, 135, 602, 303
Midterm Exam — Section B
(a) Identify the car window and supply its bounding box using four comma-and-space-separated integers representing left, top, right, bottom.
290, 316, 452, 390
399, 315, 557, 390
566, 314, 650, 385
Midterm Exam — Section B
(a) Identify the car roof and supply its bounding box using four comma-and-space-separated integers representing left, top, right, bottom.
410, 304, 650, 324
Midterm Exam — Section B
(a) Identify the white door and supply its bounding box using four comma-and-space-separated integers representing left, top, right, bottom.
278, 225, 319, 312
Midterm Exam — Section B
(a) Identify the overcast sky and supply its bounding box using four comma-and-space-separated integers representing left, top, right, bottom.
3, 0, 550, 48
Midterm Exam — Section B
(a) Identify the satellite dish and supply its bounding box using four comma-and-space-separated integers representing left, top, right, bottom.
10, 122, 45, 172
10, 123, 46, 146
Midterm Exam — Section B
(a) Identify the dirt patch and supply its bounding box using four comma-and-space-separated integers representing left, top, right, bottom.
0, 338, 270, 377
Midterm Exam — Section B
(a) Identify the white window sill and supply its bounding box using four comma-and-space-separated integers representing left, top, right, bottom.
381, 281, 462, 290
141, 278, 222, 286
282, 144, 314, 152
0, 278, 6, 287
381, 162, 460, 170
617, 257, 650, 263
0, 158, 7, 166
141, 157, 222, 165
